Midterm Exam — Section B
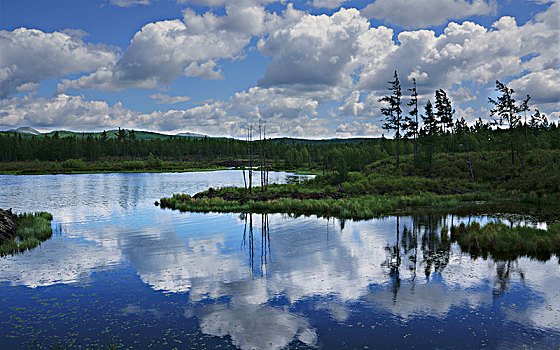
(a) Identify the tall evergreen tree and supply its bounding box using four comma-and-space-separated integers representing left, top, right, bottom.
434, 89, 454, 155
520, 95, 531, 149
488, 80, 523, 166
407, 78, 420, 159
379, 71, 403, 168
420, 100, 438, 177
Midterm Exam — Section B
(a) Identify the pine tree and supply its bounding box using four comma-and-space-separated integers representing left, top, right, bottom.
420, 100, 438, 177
488, 80, 524, 166
434, 89, 454, 155
379, 71, 403, 168
407, 78, 419, 159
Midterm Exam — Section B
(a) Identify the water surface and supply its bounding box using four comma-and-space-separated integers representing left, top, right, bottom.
0, 172, 559, 349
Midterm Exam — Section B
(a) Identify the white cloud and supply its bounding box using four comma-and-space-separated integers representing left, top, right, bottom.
450, 86, 477, 103
258, 8, 370, 90
338, 90, 364, 116
311, 0, 349, 9
506, 68, 560, 119
362, 0, 497, 28
358, 4, 560, 97
183, 60, 224, 80
109, 0, 150, 7
0, 94, 138, 130
58, 3, 304, 93
149, 93, 192, 104
0, 88, 328, 137
335, 121, 384, 137
0, 28, 119, 98
58, 19, 250, 92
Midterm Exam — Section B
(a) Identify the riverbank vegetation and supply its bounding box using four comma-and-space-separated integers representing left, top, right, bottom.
159, 147, 560, 218
159, 78, 559, 219
1, 78, 558, 177
0, 157, 227, 175
450, 222, 560, 261
0, 212, 54, 256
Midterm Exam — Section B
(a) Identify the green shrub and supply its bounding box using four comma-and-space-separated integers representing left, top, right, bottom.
122, 160, 146, 170
146, 153, 164, 169
61, 158, 86, 169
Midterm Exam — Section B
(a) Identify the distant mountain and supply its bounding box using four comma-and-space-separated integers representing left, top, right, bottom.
268, 137, 381, 145
1, 127, 209, 140
176, 132, 206, 138
1, 128, 377, 143
5, 127, 41, 135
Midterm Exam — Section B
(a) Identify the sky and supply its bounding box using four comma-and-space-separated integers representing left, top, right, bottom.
0, 0, 558, 138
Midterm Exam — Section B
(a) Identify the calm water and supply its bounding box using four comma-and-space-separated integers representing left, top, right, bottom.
0, 171, 559, 349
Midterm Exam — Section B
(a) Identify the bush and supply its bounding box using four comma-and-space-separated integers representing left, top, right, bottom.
61, 158, 86, 169
122, 160, 146, 170
146, 153, 164, 169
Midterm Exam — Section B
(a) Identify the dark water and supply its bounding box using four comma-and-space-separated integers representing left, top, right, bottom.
0, 172, 559, 349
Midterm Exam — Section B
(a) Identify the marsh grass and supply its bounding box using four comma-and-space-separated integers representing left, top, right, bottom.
451, 222, 560, 261
160, 192, 477, 219
0, 212, 54, 256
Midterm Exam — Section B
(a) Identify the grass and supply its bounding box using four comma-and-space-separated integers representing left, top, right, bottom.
159, 191, 492, 219
0, 159, 229, 175
0, 212, 54, 256
158, 149, 560, 219
450, 221, 560, 261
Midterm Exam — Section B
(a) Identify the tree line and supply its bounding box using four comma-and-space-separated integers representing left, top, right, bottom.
378, 71, 558, 179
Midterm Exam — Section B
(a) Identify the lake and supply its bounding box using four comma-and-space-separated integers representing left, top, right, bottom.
0, 171, 559, 349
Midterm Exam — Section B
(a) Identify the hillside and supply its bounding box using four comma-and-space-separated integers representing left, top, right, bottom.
0, 128, 208, 140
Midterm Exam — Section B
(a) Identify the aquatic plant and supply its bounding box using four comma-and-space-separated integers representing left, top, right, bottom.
0, 212, 54, 256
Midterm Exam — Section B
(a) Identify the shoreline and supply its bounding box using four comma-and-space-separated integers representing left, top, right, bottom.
158, 191, 554, 221
0, 167, 237, 176
0, 165, 319, 176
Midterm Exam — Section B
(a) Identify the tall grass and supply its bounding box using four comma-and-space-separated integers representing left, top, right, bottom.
451, 222, 560, 261
0, 212, 54, 256
159, 192, 474, 220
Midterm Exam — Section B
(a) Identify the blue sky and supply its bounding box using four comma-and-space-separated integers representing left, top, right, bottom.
0, 0, 558, 137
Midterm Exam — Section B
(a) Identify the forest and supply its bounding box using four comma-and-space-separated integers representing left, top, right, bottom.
1, 78, 558, 178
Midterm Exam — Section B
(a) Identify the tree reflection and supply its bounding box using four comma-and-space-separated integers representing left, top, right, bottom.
240, 213, 271, 277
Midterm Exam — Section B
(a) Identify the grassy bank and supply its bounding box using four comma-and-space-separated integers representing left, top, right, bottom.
159, 191, 496, 220
0, 212, 54, 256
0, 159, 229, 175
159, 149, 560, 219
450, 222, 560, 261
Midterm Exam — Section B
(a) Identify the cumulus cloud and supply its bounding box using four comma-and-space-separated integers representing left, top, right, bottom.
358, 4, 560, 97
450, 86, 477, 103
362, 0, 497, 28
0, 87, 329, 137
183, 60, 224, 80
0, 94, 138, 130
509, 69, 560, 105
0, 28, 119, 98
109, 0, 150, 7
149, 93, 191, 104
3, 3, 559, 136
335, 121, 384, 137
58, 3, 303, 93
258, 8, 370, 89
311, 0, 349, 9
58, 19, 249, 92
